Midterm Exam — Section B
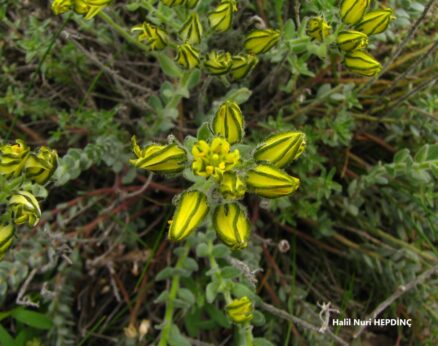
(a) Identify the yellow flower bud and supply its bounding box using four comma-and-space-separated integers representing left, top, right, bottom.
208, 0, 237, 32
24, 147, 58, 185
0, 139, 30, 178
219, 172, 246, 200
211, 101, 244, 145
192, 137, 240, 180
204, 51, 232, 75
213, 203, 250, 249
132, 22, 169, 51
226, 296, 254, 323
130, 136, 187, 174
230, 54, 259, 80
176, 43, 201, 69
244, 29, 281, 55
9, 191, 41, 227
168, 191, 209, 241
179, 13, 203, 45
306, 17, 331, 42
254, 131, 306, 168
185, 0, 199, 8
74, 0, 111, 20
344, 50, 381, 77
161, 0, 185, 7
246, 164, 300, 199
340, 0, 370, 25
0, 224, 15, 260
337, 30, 368, 52
51, 0, 73, 15
355, 9, 396, 35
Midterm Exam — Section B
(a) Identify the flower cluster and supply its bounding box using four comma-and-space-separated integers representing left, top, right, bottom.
0, 140, 58, 259
339, 0, 395, 76
51, 0, 112, 20
226, 296, 254, 323
131, 100, 306, 249
131, 0, 281, 79
306, 1, 395, 77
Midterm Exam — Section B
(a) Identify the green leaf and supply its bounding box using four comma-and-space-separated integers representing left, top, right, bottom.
221, 266, 241, 279
182, 258, 199, 272
205, 281, 219, 303
231, 283, 254, 299
254, 337, 275, 346
155, 267, 175, 281
212, 244, 230, 258
197, 123, 212, 141
252, 310, 266, 326
157, 53, 183, 79
10, 308, 52, 330
196, 243, 210, 257
205, 304, 231, 328
168, 324, 191, 346
181, 69, 201, 90
178, 288, 196, 306
0, 324, 14, 346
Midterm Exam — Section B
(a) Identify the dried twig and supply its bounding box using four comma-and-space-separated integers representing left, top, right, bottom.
259, 301, 349, 346
354, 264, 438, 338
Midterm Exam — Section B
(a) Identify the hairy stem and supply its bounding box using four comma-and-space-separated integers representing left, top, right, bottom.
159, 242, 191, 346
207, 239, 254, 346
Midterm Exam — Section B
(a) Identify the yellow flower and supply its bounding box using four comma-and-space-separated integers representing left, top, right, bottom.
168, 191, 209, 241
337, 30, 368, 52
24, 147, 58, 185
355, 9, 396, 36
74, 0, 111, 20
208, 0, 237, 32
161, 0, 185, 7
246, 164, 300, 198
226, 296, 254, 323
204, 51, 232, 75
192, 138, 240, 180
230, 54, 259, 80
340, 0, 370, 25
244, 29, 281, 55
306, 17, 331, 42
254, 131, 306, 168
344, 50, 381, 76
211, 100, 244, 144
179, 13, 203, 45
213, 203, 250, 249
130, 136, 187, 174
51, 0, 73, 15
132, 22, 169, 51
0, 139, 30, 178
0, 224, 15, 260
219, 172, 246, 200
9, 191, 41, 227
176, 43, 201, 69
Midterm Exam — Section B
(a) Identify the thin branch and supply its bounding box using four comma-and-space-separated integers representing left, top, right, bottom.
382, 40, 438, 97
353, 264, 438, 338
382, 75, 438, 114
360, 0, 436, 92
258, 302, 349, 346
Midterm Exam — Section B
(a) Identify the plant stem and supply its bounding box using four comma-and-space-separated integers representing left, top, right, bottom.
207, 240, 232, 304
244, 322, 254, 346
159, 242, 191, 346
98, 11, 151, 53
207, 239, 254, 346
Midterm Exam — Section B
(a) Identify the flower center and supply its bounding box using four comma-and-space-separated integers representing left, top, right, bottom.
192, 137, 239, 179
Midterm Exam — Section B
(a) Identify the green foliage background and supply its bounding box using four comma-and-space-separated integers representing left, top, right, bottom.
0, 0, 437, 345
